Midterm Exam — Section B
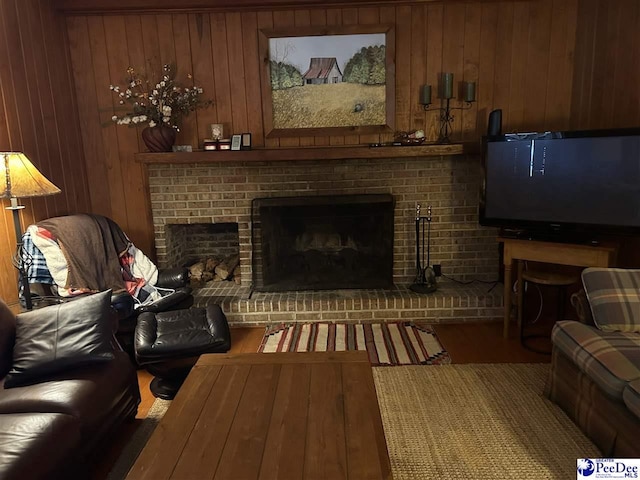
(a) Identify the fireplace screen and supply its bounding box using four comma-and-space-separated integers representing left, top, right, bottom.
253, 194, 394, 291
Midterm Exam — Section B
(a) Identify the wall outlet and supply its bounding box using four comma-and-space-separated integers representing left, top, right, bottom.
433, 264, 442, 277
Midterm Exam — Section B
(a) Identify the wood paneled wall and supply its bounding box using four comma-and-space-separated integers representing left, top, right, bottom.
571, 0, 640, 267
0, 0, 90, 305
571, 0, 640, 130
65, 0, 580, 257
3, 0, 639, 304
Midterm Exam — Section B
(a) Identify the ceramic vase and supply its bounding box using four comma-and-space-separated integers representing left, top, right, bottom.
141, 125, 176, 152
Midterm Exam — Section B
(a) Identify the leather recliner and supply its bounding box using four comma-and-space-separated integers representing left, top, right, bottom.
19, 214, 195, 360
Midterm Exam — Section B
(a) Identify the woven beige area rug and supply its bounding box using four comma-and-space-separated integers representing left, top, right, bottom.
374, 363, 600, 479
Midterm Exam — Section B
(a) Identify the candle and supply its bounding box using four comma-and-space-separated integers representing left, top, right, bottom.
420, 85, 432, 105
463, 81, 476, 103
442, 73, 454, 99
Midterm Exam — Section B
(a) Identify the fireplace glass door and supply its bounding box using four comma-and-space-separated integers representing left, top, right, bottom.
254, 194, 394, 291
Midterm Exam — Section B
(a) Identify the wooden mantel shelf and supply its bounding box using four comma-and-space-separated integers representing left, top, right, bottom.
135, 143, 464, 164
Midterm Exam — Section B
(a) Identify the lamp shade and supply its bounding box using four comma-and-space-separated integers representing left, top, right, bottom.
0, 152, 61, 199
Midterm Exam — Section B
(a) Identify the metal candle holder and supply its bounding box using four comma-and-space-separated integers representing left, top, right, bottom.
431, 97, 474, 144
420, 74, 476, 144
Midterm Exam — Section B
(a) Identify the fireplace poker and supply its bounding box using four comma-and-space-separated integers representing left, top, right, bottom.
410, 203, 437, 294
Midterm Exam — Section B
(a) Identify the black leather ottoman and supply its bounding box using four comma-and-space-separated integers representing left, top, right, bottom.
134, 304, 231, 400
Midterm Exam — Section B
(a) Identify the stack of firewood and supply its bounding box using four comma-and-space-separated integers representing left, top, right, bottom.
188, 254, 240, 285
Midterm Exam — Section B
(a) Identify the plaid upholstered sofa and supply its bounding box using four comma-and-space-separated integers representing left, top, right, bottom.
545, 267, 640, 456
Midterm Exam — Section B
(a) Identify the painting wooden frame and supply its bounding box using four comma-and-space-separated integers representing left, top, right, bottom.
259, 24, 395, 138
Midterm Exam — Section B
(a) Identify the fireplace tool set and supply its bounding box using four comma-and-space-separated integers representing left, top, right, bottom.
410, 203, 438, 294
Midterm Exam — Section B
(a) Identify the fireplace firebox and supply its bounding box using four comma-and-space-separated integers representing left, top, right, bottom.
253, 194, 394, 291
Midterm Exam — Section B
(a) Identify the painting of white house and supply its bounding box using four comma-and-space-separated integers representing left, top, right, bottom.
269, 33, 386, 130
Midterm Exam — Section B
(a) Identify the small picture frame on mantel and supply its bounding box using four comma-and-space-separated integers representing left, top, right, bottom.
231, 134, 242, 151
241, 133, 252, 150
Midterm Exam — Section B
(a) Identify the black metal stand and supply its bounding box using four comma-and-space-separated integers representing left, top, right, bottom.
410, 204, 437, 294
423, 98, 474, 144
6, 198, 32, 310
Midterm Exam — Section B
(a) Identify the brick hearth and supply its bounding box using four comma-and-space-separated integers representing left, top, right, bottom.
193, 279, 503, 325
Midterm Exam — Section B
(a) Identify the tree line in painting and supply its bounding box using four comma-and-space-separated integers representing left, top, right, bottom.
270, 45, 386, 91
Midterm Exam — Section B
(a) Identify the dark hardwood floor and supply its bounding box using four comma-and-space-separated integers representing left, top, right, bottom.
92, 321, 550, 479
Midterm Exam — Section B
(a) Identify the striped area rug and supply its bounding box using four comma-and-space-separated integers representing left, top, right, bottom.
258, 322, 451, 366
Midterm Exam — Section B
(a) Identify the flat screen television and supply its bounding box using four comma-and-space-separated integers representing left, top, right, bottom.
479, 127, 640, 241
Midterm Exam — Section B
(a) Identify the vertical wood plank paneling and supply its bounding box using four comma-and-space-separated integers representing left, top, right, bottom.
379, 5, 395, 144
461, 3, 481, 140
173, 14, 199, 148
16, 1, 56, 220
226, 12, 250, 138
211, 13, 234, 146
477, 3, 498, 136
0, 0, 90, 304
67, 16, 113, 218
2, 1, 43, 190
394, 5, 412, 134
570, 0, 598, 129
39, 0, 87, 213
492, 2, 514, 130
604, 0, 639, 126
88, 16, 128, 226
441, 3, 465, 140
409, 4, 426, 135
0, 0, 20, 298
156, 15, 177, 69
590, 3, 610, 129
241, 12, 265, 147
139, 15, 161, 77
571, 0, 640, 130
46, 0, 640, 273
545, 0, 577, 130
425, 4, 444, 141
507, 2, 530, 131
190, 13, 219, 146
522, 0, 552, 131
123, 15, 154, 253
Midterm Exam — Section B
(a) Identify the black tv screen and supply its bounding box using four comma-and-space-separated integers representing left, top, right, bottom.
479, 128, 640, 239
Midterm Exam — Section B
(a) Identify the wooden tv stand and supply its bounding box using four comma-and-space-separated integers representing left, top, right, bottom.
499, 236, 618, 338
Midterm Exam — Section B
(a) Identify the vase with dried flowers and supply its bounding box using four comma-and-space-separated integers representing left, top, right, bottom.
109, 64, 212, 152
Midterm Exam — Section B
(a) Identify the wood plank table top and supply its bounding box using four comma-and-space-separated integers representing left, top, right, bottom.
126, 351, 393, 480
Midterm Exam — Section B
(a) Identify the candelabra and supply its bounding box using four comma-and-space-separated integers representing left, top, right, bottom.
420, 73, 476, 144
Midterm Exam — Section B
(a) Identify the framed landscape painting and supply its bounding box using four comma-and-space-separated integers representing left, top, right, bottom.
258, 25, 395, 138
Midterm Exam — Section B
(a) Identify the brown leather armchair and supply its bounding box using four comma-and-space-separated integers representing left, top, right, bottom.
0, 294, 140, 480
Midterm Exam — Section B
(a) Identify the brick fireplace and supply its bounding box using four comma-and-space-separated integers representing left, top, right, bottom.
149, 155, 498, 282
147, 154, 503, 324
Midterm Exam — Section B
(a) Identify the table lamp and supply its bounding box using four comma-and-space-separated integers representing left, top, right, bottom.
0, 152, 61, 309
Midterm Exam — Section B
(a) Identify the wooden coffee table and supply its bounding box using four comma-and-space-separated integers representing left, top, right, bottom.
126, 351, 392, 480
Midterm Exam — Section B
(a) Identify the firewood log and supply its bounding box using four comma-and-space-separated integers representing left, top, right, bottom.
189, 261, 205, 281
205, 257, 220, 273
215, 254, 239, 280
